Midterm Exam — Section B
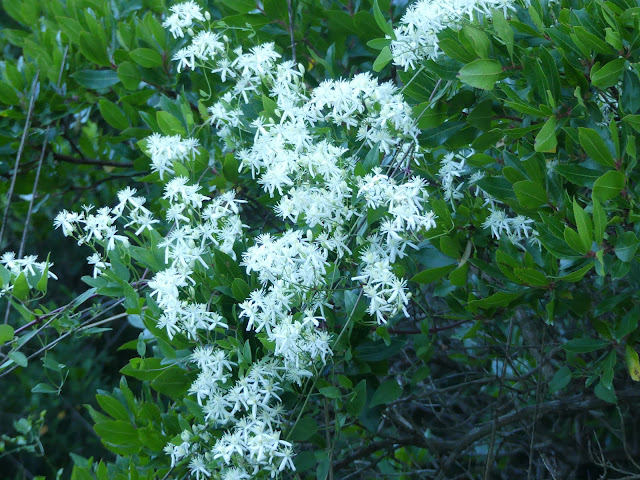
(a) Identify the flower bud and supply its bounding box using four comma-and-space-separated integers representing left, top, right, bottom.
204, 11, 211, 21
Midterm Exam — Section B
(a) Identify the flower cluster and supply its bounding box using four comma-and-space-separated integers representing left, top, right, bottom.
52, 1, 441, 477
146, 133, 200, 180
0, 252, 56, 280
162, 0, 205, 38
0, 252, 57, 298
390, 0, 526, 71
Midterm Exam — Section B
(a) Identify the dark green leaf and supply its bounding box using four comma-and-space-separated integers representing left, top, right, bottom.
117, 62, 141, 90
563, 338, 609, 353
288, 417, 317, 441
370, 379, 402, 407
70, 70, 120, 89
410, 264, 456, 283
130, 48, 163, 68
513, 180, 547, 208
150, 366, 197, 399
554, 164, 600, 187
94, 421, 140, 447
614, 231, 639, 262
548, 366, 571, 393
319, 386, 341, 399
513, 267, 548, 287
31, 383, 59, 394
373, 0, 394, 37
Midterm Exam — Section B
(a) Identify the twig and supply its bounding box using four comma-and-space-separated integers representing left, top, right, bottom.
0, 71, 39, 251
287, 0, 296, 62
51, 152, 134, 168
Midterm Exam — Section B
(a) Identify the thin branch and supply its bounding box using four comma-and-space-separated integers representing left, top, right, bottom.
52, 152, 134, 168
287, 0, 296, 62
0, 71, 39, 251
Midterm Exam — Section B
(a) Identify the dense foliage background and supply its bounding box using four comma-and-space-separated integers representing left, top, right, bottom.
1, 0, 640, 479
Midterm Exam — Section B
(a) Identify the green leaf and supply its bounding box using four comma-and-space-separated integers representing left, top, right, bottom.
563, 338, 609, 353
36, 255, 50, 294
129, 48, 163, 68
457, 59, 502, 90
548, 366, 571, 393
223, 153, 239, 182
156, 111, 186, 136
137, 427, 166, 451
96, 394, 130, 422
372, 46, 392, 72
553, 164, 600, 187
117, 62, 140, 90
0, 81, 20, 105
370, 379, 402, 407
448, 264, 468, 287
362, 144, 381, 173
593, 170, 625, 201
12, 272, 29, 300
70, 70, 120, 89
578, 128, 615, 168
461, 25, 490, 59
150, 366, 196, 399
319, 386, 341, 399
491, 9, 513, 57
623, 115, 640, 133
468, 292, 520, 310
573, 198, 593, 251
9, 351, 28, 367
573, 27, 611, 55
31, 383, 59, 394
347, 380, 367, 416
625, 343, 640, 381
594, 381, 617, 404
513, 267, 549, 287
366, 38, 390, 50
614, 231, 639, 262
534, 116, 557, 152
231, 278, 250, 302
227, 0, 257, 13
513, 180, 547, 208
288, 417, 318, 441
0, 324, 14, 345
94, 421, 140, 448
99, 99, 129, 130
558, 263, 593, 282
592, 198, 606, 245
79, 31, 109, 66
591, 58, 626, 89
373, 0, 394, 37
564, 227, 589, 254
410, 264, 456, 283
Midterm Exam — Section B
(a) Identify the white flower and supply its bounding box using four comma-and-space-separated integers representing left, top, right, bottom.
188, 454, 211, 480
390, 0, 525, 71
